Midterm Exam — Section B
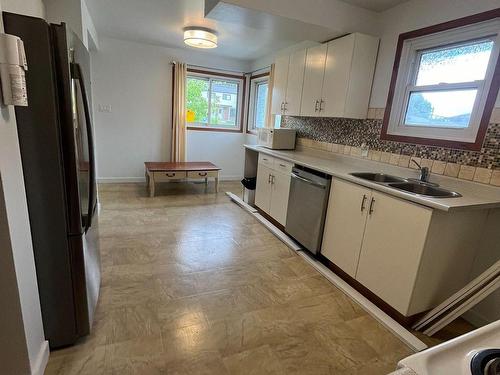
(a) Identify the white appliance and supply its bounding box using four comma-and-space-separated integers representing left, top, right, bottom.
257, 128, 296, 150
390, 320, 500, 375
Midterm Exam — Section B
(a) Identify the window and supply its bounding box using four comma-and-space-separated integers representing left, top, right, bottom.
186, 70, 244, 131
382, 15, 500, 150
247, 74, 269, 133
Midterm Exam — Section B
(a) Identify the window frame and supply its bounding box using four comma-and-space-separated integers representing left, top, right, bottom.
186, 68, 245, 133
381, 9, 500, 151
246, 72, 270, 134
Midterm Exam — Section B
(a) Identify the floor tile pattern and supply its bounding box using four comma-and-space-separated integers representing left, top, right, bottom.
45, 181, 415, 374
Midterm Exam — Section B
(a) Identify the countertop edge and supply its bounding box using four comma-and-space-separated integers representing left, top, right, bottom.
244, 144, 500, 212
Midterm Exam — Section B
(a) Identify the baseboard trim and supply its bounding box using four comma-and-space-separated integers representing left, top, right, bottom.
31, 340, 49, 375
97, 176, 243, 183
97, 177, 146, 183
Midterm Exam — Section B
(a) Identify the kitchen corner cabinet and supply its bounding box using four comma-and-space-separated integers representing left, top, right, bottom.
321, 179, 488, 316
271, 49, 307, 116
300, 33, 379, 119
255, 153, 292, 225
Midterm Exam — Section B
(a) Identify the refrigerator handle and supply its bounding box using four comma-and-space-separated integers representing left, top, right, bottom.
70, 62, 96, 232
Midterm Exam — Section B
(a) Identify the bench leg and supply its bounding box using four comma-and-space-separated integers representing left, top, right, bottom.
149, 174, 155, 197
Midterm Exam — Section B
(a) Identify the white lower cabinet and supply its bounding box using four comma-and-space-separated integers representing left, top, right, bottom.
321, 180, 372, 277
255, 153, 292, 225
355, 190, 432, 315
255, 164, 273, 214
321, 178, 487, 316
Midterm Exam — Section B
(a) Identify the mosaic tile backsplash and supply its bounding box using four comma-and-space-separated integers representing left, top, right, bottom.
281, 116, 500, 170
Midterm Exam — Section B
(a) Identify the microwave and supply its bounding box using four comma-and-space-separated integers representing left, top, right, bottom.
257, 128, 296, 150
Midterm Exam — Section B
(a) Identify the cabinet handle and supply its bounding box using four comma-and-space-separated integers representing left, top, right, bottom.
166, 173, 175, 177
319, 99, 324, 112
360, 194, 367, 212
268, 174, 272, 184
283, 102, 288, 112
279, 163, 286, 168
368, 197, 375, 215
198, 172, 207, 177
314, 100, 319, 112
271, 175, 275, 185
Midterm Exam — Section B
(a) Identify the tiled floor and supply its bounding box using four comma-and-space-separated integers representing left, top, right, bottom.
45, 181, 416, 374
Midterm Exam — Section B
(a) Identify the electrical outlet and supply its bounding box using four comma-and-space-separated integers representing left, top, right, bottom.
98, 104, 112, 113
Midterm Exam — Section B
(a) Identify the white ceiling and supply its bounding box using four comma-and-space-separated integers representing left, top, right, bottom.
339, 0, 410, 12
85, 0, 339, 62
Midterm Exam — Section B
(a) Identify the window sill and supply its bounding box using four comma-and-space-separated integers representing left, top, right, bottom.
187, 126, 243, 133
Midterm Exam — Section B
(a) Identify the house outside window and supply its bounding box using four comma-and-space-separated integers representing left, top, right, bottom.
382, 17, 500, 150
186, 70, 244, 132
247, 74, 269, 133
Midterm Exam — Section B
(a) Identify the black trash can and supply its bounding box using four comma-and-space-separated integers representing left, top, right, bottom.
241, 177, 256, 205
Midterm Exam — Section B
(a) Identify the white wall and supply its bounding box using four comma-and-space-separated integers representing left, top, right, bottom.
2, 0, 44, 17
91, 37, 250, 182
370, 0, 500, 108
44, 0, 99, 51
0, 2, 49, 374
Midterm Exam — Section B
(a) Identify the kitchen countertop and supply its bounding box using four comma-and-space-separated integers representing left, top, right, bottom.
245, 144, 500, 212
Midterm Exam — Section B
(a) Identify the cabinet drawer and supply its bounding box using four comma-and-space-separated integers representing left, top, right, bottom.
187, 170, 218, 179
274, 159, 293, 174
154, 171, 187, 181
258, 153, 275, 169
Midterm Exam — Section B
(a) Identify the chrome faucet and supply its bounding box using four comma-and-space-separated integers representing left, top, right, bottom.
411, 159, 430, 183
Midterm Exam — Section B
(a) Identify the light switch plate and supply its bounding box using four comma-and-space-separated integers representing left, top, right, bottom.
98, 104, 112, 113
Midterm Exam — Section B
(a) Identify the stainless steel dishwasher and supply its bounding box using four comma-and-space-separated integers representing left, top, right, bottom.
285, 166, 331, 255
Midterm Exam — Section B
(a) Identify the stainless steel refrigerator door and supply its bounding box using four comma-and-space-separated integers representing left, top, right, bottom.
68, 37, 101, 333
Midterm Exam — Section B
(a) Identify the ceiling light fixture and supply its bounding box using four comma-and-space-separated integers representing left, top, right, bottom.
183, 27, 218, 49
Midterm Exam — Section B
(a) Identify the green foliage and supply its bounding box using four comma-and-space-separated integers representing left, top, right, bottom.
186, 78, 208, 122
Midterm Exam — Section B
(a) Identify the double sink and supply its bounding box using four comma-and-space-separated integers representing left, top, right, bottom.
350, 172, 462, 198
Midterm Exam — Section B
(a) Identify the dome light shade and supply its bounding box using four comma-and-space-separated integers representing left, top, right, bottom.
184, 28, 218, 49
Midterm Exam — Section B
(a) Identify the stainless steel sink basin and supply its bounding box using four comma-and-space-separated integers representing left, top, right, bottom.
388, 182, 462, 198
350, 172, 407, 183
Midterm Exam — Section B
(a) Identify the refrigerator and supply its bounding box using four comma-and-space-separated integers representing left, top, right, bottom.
3, 13, 101, 348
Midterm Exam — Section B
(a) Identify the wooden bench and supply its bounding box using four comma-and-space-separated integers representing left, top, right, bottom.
144, 162, 221, 197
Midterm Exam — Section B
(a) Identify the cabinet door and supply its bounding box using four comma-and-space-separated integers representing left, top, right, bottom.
321, 179, 371, 277
284, 49, 306, 116
300, 44, 327, 116
321, 34, 355, 118
255, 164, 272, 214
270, 54, 289, 115
355, 191, 432, 315
343, 33, 379, 119
269, 170, 291, 226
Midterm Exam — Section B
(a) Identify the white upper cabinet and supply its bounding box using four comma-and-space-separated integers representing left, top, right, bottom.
283, 49, 307, 116
271, 54, 290, 115
269, 33, 379, 119
319, 33, 379, 118
300, 44, 328, 117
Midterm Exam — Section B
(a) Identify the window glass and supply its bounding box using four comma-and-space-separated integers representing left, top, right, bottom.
404, 89, 477, 128
415, 40, 494, 86
186, 77, 209, 123
254, 82, 268, 129
186, 74, 241, 130
210, 80, 238, 127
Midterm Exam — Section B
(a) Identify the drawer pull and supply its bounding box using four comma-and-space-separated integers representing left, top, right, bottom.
198, 172, 208, 176
369, 197, 375, 215
360, 194, 367, 212
279, 163, 286, 168
166, 173, 176, 177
